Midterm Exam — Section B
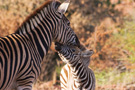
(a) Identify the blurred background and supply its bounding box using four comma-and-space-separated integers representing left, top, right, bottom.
0, 0, 135, 90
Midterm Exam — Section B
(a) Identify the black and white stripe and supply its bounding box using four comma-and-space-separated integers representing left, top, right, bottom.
55, 43, 95, 90
0, 0, 80, 90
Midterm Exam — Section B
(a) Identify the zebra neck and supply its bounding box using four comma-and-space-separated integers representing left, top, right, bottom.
69, 59, 88, 80
68, 60, 95, 89
17, 8, 54, 59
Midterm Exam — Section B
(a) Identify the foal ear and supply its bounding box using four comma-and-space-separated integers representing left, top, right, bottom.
57, 0, 70, 14
82, 50, 94, 58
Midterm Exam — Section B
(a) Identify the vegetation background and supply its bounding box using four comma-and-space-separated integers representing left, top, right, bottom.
0, 0, 135, 90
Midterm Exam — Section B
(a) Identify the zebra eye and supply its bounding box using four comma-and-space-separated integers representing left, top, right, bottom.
71, 49, 75, 52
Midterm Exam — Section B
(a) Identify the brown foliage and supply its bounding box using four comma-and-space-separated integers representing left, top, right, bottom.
0, 0, 135, 89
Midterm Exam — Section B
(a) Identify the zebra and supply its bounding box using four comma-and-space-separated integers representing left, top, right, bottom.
0, 0, 81, 90
55, 42, 96, 90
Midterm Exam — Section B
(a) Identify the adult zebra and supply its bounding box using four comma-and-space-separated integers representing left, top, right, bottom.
55, 42, 95, 90
0, 0, 80, 90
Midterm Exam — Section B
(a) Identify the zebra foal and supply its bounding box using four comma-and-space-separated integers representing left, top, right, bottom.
55, 43, 96, 90
0, 0, 80, 90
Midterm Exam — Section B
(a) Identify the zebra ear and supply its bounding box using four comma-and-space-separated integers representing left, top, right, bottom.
82, 50, 94, 58
57, 0, 70, 14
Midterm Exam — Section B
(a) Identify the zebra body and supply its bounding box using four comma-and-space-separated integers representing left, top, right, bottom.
0, 0, 80, 90
0, 34, 41, 90
55, 43, 95, 90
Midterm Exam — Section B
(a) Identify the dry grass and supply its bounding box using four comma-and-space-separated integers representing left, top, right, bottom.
33, 81, 60, 90
0, 0, 135, 90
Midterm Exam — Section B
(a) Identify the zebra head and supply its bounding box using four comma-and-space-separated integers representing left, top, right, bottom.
51, 0, 80, 47
55, 42, 93, 66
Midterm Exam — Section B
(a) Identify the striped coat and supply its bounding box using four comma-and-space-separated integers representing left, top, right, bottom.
55, 43, 95, 90
0, 0, 80, 90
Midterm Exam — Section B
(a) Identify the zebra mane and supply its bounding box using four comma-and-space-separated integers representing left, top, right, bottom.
15, 0, 61, 33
